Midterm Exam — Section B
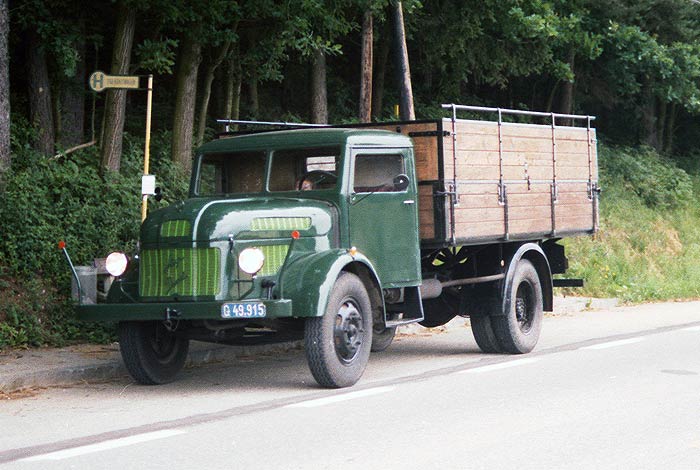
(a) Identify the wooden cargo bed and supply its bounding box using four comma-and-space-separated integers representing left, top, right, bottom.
367, 113, 599, 247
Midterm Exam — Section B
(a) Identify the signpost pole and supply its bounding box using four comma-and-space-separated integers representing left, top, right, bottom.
141, 75, 154, 222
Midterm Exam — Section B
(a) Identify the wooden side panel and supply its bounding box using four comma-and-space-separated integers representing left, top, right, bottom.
442, 119, 597, 242
418, 184, 436, 240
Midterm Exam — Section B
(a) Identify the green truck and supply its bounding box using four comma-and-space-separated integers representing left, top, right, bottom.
67, 104, 599, 388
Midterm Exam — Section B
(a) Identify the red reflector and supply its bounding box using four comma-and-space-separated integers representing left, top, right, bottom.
291, 230, 300, 239
58, 241, 66, 250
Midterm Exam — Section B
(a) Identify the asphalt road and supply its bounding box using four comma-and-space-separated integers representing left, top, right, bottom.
2, 301, 700, 469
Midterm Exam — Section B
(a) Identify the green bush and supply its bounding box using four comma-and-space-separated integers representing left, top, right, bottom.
0, 129, 188, 349
601, 145, 693, 210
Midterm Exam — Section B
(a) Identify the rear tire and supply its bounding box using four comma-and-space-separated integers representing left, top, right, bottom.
469, 288, 503, 353
471, 315, 502, 353
118, 321, 189, 385
491, 259, 543, 354
305, 273, 373, 388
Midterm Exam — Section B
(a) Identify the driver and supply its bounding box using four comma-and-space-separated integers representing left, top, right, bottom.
298, 177, 314, 191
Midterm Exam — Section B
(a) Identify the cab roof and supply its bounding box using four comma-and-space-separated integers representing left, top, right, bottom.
197, 128, 413, 154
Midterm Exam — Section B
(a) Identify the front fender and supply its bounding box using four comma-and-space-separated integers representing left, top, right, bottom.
278, 249, 380, 318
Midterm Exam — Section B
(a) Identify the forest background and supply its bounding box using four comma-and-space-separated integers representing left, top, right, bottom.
1, 0, 700, 348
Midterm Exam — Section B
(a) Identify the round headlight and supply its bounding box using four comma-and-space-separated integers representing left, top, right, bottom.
238, 247, 265, 275
105, 252, 129, 277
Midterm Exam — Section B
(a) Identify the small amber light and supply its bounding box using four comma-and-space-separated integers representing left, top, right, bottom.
58, 241, 66, 250
349, 246, 358, 257
291, 230, 300, 239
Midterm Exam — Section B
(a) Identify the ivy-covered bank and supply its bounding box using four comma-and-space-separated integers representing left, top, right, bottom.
0, 129, 187, 349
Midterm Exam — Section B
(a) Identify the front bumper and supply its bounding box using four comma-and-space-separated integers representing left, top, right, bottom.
76, 299, 293, 322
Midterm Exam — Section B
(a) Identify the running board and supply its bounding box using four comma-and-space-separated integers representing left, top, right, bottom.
386, 317, 423, 328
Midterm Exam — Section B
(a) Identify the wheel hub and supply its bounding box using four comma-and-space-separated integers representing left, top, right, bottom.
334, 301, 364, 363
515, 283, 533, 333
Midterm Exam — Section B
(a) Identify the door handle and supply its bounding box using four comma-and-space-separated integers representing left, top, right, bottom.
403, 200, 415, 205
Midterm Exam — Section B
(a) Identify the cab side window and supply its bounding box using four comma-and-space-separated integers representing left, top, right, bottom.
353, 154, 405, 193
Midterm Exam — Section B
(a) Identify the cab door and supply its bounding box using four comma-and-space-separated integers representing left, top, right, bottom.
347, 148, 421, 287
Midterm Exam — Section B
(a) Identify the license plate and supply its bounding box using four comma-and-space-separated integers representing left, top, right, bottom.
221, 302, 267, 319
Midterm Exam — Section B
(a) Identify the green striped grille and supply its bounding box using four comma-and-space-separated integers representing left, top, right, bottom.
259, 245, 289, 276
140, 248, 220, 297
160, 220, 192, 237
251, 217, 311, 231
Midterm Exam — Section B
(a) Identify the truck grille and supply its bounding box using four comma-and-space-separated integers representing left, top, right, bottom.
139, 247, 221, 298
259, 244, 289, 276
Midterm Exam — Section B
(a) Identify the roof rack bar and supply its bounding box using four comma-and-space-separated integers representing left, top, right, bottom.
440, 104, 595, 122
216, 119, 330, 132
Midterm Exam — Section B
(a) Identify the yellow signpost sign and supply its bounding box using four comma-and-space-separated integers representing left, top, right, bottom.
89, 71, 154, 221
89, 71, 140, 92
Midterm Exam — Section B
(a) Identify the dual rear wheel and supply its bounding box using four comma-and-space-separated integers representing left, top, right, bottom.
470, 259, 544, 354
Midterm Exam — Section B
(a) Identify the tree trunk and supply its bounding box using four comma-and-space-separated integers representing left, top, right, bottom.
372, 17, 391, 120
663, 103, 677, 154
656, 98, 667, 153
27, 31, 55, 156
0, 0, 10, 178
59, 37, 86, 148
224, 55, 242, 119
196, 40, 231, 146
359, 11, 373, 123
100, 2, 135, 173
247, 73, 259, 120
640, 83, 659, 150
172, 36, 202, 169
172, 35, 202, 172
310, 48, 328, 124
223, 46, 242, 129
392, 1, 414, 120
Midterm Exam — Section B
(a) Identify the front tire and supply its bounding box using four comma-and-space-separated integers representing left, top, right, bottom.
491, 259, 543, 354
305, 272, 373, 388
118, 321, 190, 385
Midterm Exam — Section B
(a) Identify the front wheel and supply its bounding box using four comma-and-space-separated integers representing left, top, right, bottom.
491, 259, 543, 354
305, 273, 373, 388
118, 321, 190, 385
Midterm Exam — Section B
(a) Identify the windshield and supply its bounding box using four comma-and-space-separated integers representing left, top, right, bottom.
196, 151, 267, 195
196, 146, 341, 196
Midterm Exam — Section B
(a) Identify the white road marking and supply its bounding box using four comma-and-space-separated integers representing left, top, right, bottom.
287, 386, 394, 408
681, 326, 700, 332
20, 430, 186, 461
459, 358, 539, 374
581, 337, 645, 350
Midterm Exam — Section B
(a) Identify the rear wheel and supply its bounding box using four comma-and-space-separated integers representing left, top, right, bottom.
305, 273, 373, 388
491, 259, 543, 354
118, 321, 190, 385
471, 315, 502, 353
469, 287, 502, 353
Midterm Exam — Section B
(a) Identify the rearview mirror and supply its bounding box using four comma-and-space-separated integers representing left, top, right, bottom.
393, 174, 410, 191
